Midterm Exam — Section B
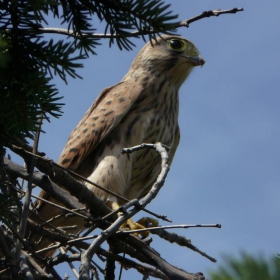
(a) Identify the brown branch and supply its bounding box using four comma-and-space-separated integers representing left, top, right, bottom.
4, 146, 209, 279
118, 223, 220, 262
100, 248, 169, 280
2, 158, 155, 265
8, 144, 169, 222
0, 226, 19, 279
15, 115, 43, 261
4, 157, 97, 222
179, 7, 244, 27
6, 7, 243, 40
152, 227, 217, 262
6, 147, 112, 220
119, 235, 206, 280
2, 218, 62, 280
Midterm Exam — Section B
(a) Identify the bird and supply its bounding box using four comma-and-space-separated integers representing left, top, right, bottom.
31, 35, 205, 257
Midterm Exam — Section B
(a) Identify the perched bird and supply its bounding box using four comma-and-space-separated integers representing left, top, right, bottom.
32, 35, 204, 256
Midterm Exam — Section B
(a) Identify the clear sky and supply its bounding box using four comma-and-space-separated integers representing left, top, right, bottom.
16, 1, 280, 278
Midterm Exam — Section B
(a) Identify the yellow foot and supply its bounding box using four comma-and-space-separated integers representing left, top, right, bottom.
110, 202, 158, 238
130, 217, 159, 238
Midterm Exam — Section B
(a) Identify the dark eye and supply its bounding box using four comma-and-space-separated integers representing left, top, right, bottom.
168, 39, 185, 51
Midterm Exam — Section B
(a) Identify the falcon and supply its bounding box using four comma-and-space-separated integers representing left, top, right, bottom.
33, 35, 205, 255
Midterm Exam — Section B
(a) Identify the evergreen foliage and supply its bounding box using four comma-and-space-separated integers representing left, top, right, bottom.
0, 0, 178, 145
209, 253, 280, 280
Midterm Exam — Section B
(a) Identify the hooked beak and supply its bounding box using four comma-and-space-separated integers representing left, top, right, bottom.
185, 55, 205, 66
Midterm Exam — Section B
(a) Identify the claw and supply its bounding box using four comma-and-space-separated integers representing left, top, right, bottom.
110, 201, 159, 238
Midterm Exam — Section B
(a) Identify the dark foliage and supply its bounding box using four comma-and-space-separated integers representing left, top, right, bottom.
0, 0, 178, 146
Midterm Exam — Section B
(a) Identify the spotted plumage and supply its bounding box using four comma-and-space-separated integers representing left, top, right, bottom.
33, 35, 204, 255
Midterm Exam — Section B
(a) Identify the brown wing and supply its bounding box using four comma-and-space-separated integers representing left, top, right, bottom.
57, 81, 142, 170
36, 80, 143, 205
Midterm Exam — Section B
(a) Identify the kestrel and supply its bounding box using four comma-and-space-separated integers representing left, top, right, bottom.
33, 35, 204, 255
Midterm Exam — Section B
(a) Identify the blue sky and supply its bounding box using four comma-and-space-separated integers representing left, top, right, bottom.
13, 1, 280, 278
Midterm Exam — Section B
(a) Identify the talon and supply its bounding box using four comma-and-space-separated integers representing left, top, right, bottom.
109, 202, 158, 238
126, 218, 149, 238
136, 217, 159, 228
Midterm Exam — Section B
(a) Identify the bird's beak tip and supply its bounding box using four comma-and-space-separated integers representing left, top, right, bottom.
185, 55, 205, 67
199, 58, 205, 67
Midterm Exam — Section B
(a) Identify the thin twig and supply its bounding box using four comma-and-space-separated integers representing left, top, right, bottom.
31, 192, 89, 221
19, 253, 34, 280
4, 157, 97, 222
80, 199, 140, 280
60, 247, 79, 279
15, 113, 43, 261
152, 228, 217, 263
0, 226, 19, 278
21, 8, 244, 39
125, 143, 170, 208
117, 223, 221, 234
179, 7, 244, 27
3, 218, 62, 279
9, 144, 170, 222
80, 143, 170, 279
22, 251, 50, 279
100, 248, 169, 280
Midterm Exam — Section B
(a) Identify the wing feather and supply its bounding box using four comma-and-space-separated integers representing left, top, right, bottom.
57, 81, 142, 170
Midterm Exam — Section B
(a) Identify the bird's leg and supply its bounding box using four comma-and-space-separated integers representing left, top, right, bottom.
110, 202, 158, 238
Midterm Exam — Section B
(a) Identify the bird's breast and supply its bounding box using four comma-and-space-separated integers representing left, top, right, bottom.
121, 85, 179, 199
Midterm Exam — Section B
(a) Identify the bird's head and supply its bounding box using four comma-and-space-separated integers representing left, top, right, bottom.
127, 35, 205, 87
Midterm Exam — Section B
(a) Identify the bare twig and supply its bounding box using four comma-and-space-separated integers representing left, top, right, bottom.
80, 199, 139, 280
117, 223, 221, 234
117, 224, 220, 262
59, 247, 79, 279
9, 144, 170, 222
179, 7, 244, 27
2, 218, 62, 279
22, 7, 244, 39
138, 143, 169, 208
82, 141, 167, 277
19, 253, 34, 280
100, 248, 169, 280
21, 251, 50, 279
152, 227, 217, 262
15, 114, 43, 261
0, 226, 19, 278
4, 156, 110, 220
6, 143, 206, 278
31, 193, 89, 221
118, 234, 206, 280
80, 142, 197, 279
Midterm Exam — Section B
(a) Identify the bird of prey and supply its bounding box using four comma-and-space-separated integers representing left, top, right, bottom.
32, 35, 204, 255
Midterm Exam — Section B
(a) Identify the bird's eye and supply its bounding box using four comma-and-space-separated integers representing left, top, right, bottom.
168, 39, 185, 51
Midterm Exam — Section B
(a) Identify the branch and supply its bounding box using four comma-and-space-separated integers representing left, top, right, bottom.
5, 142, 213, 279
101, 248, 169, 280
179, 7, 244, 27
9, 143, 169, 222
80, 143, 204, 280
0, 226, 19, 279
13, 7, 244, 40
2, 218, 62, 279
7, 146, 113, 219
4, 157, 96, 222
79, 199, 140, 280
119, 234, 206, 280
123, 143, 170, 208
117, 224, 220, 262
15, 109, 43, 263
